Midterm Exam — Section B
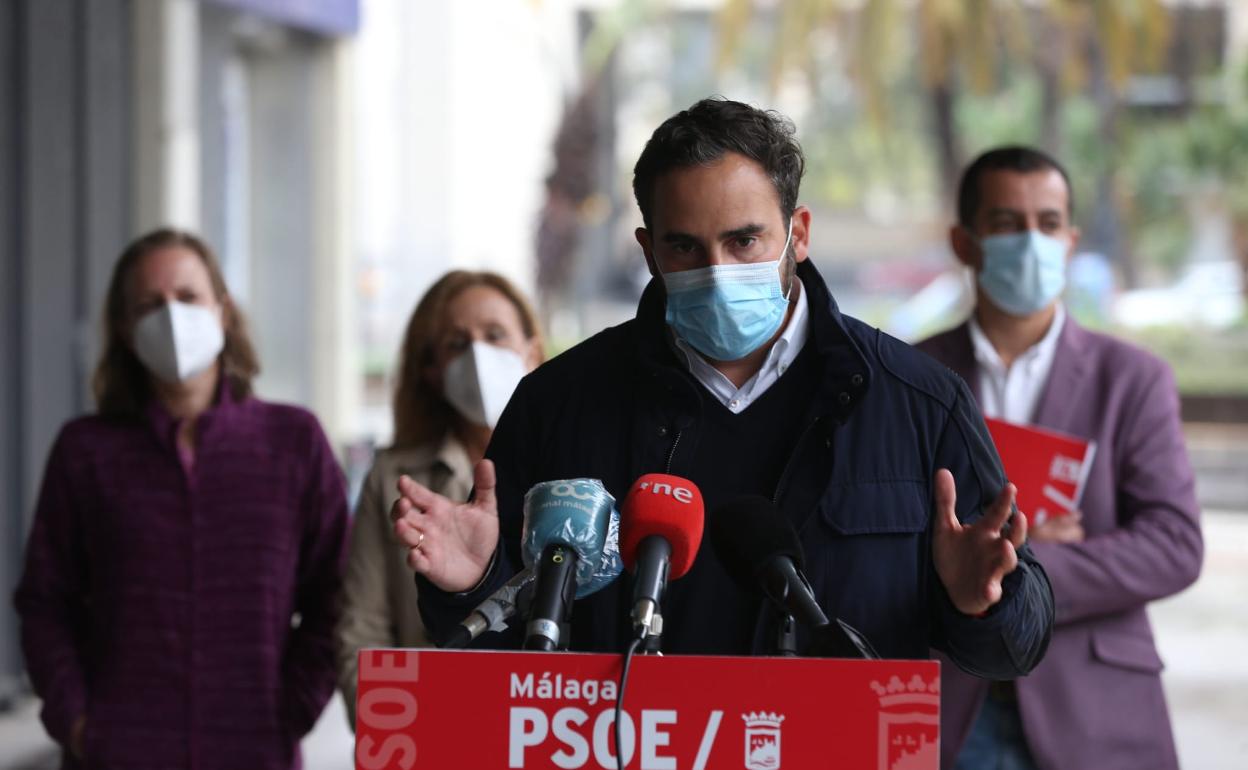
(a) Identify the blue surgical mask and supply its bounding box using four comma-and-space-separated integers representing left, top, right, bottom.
977, 230, 1068, 316
662, 220, 793, 361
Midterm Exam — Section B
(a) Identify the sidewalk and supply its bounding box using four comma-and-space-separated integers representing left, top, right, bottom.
1185, 422, 1248, 511
3, 511, 1247, 770
0, 693, 356, 770
0, 697, 55, 770
1153, 509, 1248, 769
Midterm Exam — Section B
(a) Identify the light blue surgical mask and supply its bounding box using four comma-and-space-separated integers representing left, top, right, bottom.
977, 229, 1068, 316
662, 220, 793, 361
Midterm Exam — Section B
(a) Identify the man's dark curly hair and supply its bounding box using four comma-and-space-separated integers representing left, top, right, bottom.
632, 97, 806, 230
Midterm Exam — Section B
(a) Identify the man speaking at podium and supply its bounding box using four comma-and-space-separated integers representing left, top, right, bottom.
392, 98, 1054, 678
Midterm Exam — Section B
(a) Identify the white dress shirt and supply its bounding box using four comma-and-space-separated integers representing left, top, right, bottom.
673, 283, 810, 414
968, 304, 1066, 423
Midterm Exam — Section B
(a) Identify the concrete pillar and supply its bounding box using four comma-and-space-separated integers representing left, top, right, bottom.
132, 0, 200, 233
310, 40, 360, 444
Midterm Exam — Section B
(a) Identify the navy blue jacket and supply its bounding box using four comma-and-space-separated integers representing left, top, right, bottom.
418, 261, 1053, 678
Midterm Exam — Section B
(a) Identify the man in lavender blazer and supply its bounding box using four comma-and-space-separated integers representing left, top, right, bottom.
916, 146, 1203, 770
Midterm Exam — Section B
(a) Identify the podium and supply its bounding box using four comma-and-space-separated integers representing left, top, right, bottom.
355, 648, 940, 769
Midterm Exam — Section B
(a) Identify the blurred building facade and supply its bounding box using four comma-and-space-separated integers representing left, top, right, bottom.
350, 0, 578, 442
0, 0, 587, 709
0, 0, 359, 706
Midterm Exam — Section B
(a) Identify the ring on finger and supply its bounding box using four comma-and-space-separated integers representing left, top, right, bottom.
413, 530, 426, 552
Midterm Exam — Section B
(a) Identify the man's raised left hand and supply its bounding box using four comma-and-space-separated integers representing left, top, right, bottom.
932, 468, 1028, 616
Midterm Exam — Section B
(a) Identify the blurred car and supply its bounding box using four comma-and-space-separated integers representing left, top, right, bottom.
1112, 260, 1245, 330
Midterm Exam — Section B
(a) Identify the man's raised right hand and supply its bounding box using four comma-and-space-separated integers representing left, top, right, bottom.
391, 459, 501, 593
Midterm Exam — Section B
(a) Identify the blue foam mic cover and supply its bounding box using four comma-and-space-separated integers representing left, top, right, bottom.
521, 479, 622, 598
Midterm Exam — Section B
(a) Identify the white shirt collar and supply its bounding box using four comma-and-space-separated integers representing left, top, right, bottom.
968, 304, 1066, 422
673, 281, 810, 414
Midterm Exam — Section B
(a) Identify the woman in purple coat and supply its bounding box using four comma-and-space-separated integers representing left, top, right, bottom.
15, 229, 349, 769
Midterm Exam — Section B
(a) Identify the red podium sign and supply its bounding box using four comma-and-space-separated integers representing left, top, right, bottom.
355, 649, 939, 770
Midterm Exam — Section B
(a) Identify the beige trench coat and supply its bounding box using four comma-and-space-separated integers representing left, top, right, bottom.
334, 435, 473, 727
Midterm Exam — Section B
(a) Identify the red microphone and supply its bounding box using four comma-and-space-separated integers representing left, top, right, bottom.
619, 474, 705, 642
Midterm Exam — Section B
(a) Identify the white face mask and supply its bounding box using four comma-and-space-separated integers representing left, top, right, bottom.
131, 300, 225, 384
442, 341, 528, 428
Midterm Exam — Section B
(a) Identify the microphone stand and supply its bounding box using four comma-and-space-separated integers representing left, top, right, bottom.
639, 614, 664, 654
805, 618, 881, 660
773, 611, 798, 657
758, 560, 879, 660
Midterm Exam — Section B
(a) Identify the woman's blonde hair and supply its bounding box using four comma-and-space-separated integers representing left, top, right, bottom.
392, 270, 543, 449
93, 228, 260, 417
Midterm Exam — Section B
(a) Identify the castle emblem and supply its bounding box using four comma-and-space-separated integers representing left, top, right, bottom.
741, 711, 785, 770
871, 675, 941, 770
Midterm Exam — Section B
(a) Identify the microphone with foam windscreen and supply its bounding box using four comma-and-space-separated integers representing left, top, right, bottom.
519, 479, 621, 651
619, 474, 704, 645
439, 568, 537, 649
709, 496, 878, 659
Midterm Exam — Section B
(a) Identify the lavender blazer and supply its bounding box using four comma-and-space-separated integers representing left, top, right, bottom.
916, 317, 1202, 770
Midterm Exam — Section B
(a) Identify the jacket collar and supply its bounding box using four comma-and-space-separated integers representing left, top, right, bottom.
938, 322, 980, 403
145, 372, 243, 452
381, 432, 475, 490
1031, 314, 1092, 429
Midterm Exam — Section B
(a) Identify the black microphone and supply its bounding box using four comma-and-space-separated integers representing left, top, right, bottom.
440, 569, 536, 649
524, 543, 579, 651
518, 480, 617, 651
709, 496, 878, 659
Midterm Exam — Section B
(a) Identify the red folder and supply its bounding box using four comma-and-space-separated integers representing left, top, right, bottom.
984, 417, 1096, 525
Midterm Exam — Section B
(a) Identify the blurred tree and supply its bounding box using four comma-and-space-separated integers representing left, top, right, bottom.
551, 0, 1234, 301
1182, 85, 1248, 295
536, 78, 605, 315
715, 0, 1174, 286
535, 1, 650, 321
